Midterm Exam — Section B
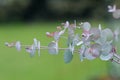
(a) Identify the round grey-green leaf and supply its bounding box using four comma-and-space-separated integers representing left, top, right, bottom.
100, 53, 113, 61
64, 49, 73, 63
101, 42, 112, 56
101, 28, 114, 41
30, 45, 36, 57
82, 22, 91, 31
48, 42, 58, 55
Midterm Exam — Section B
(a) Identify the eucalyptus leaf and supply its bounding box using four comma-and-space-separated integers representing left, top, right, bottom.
73, 34, 80, 46
48, 41, 58, 55
96, 29, 113, 44
90, 28, 100, 40
68, 25, 75, 39
33, 38, 38, 48
101, 28, 114, 41
68, 30, 74, 39
84, 48, 96, 60
64, 49, 73, 63
55, 41, 59, 54
100, 53, 113, 61
101, 42, 112, 56
82, 22, 91, 31
54, 32, 60, 41
30, 45, 36, 57
114, 28, 120, 41
96, 36, 106, 45
64, 21, 69, 29
67, 36, 73, 46
15, 41, 21, 51
69, 43, 74, 54
59, 28, 66, 36
90, 44, 100, 57
113, 9, 120, 19
79, 45, 86, 61
37, 41, 40, 56
80, 45, 86, 54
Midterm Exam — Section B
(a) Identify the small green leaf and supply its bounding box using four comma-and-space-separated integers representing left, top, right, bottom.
64, 49, 73, 63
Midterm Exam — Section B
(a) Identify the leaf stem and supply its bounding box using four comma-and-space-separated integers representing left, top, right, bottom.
112, 53, 120, 64
113, 53, 120, 59
111, 58, 120, 64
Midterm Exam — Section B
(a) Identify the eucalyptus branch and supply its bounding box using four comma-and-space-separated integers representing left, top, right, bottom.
4, 4, 120, 64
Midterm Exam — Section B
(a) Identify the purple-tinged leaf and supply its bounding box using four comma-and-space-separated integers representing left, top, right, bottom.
91, 44, 100, 56
81, 30, 93, 41
15, 41, 21, 51
54, 32, 60, 41
84, 44, 100, 60
26, 45, 36, 57
108, 5, 116, 12
90, 28, 100, 40
58, 28, 66, 36
37, 41, 40, 56
55, 41, 58, 54
84, 48, 96, 60
30, 45, 36, 57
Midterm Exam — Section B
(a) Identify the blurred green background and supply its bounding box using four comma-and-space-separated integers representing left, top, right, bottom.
0, 0, 120, 80
0, 22, 109, 80
0, 0, 119, 21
